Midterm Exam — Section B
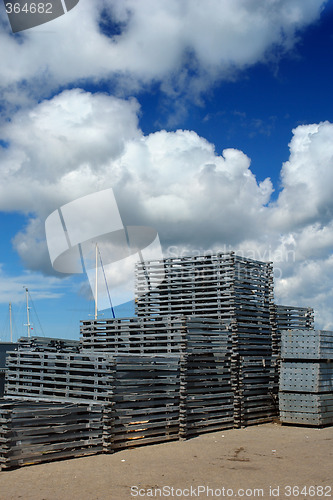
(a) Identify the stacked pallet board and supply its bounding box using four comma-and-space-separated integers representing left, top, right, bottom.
136, 252, 277, 427
0, 343, 18, 397
81, 316, 186, 355
179, 321, 233, 437
0, 400, 105, 470
272, 305, 314, 355
17, 336, 81, 353
269, 305, 315, 406
5, 351, 115, 404
81, 316, 236, 437
111, 354, 180, 449
279, 329, 333, 426
136, 253, 273, 329
1, 250, 320, 470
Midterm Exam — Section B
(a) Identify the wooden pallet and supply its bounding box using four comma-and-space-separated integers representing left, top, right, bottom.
234, 356, 278, 427
81, 316, 232, 356
281, 329, 333, 360
279, 361, 333, 393
17, 336, 81, 353
111, 354, 180, 449
0, 400, 105, 470
5, 351, 115, 403
179, 348, 234, 438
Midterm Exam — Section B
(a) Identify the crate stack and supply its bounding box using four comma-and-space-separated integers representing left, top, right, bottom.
0, 401, 105, 470
279, 329, 333, 426
5, 350, 115, 404
80, 316, 186, 355
0, 343, 19, 398
272, 305, 314, 356
81, 316, 236, 437
136, 252, 276, 427
179, 319, 234, 437
111, 354, 180, 449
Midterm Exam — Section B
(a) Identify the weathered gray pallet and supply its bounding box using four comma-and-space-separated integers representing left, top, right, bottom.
179, 338, 235, 438
279, 392, 333, 412
234, 356, 277, 426
274, 306, 314, 330
5, 351, 115, 403
111, 354, 180, 449
81, 316, 232, 356
17, 336, 81, 353
0, 400, 105, 470
135, 253, 274, 353
281, 330, 333, 360
279, 362, 333, 393
279, 411, 333, 426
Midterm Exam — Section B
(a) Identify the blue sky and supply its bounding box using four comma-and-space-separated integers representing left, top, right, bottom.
1, 0, 333, 340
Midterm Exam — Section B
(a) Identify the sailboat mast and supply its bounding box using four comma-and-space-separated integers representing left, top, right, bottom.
94, 243, 98, 320
9, 302, 13, 342
25, 287, 31, 338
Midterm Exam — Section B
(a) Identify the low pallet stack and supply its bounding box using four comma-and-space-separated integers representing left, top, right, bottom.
81, 316, 237, 438
272, 305, 314, 355
179, 320, 233, 438
80, 316, 186, 355
0, 400, 105, 470
235, 355, 278, 427
5, 351, 115, 404
279, 329, 333, 426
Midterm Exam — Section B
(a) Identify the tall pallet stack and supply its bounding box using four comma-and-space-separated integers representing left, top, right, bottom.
279, 329, 333, 426
135, 252, 276, 427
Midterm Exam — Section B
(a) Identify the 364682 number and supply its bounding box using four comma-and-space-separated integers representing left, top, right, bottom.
5, 3, 53, 14
284, 485, 332, 497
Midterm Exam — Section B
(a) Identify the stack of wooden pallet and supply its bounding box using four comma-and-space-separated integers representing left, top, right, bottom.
271, 305, 314, 355
136, 252, 276, 427
279, 329, 333, 426
111, 354, 180, 449
0, 400, 105, 470
81, 316, 236, 438
5, 351, 115, 404
179, 323, 233, 438
81, 316, 185, 355
0, 343, 18, 398
235, 355, 278, 427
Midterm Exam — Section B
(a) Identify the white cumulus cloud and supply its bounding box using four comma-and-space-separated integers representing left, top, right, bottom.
0, 90, 333, 326
0, 0, 328, 109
